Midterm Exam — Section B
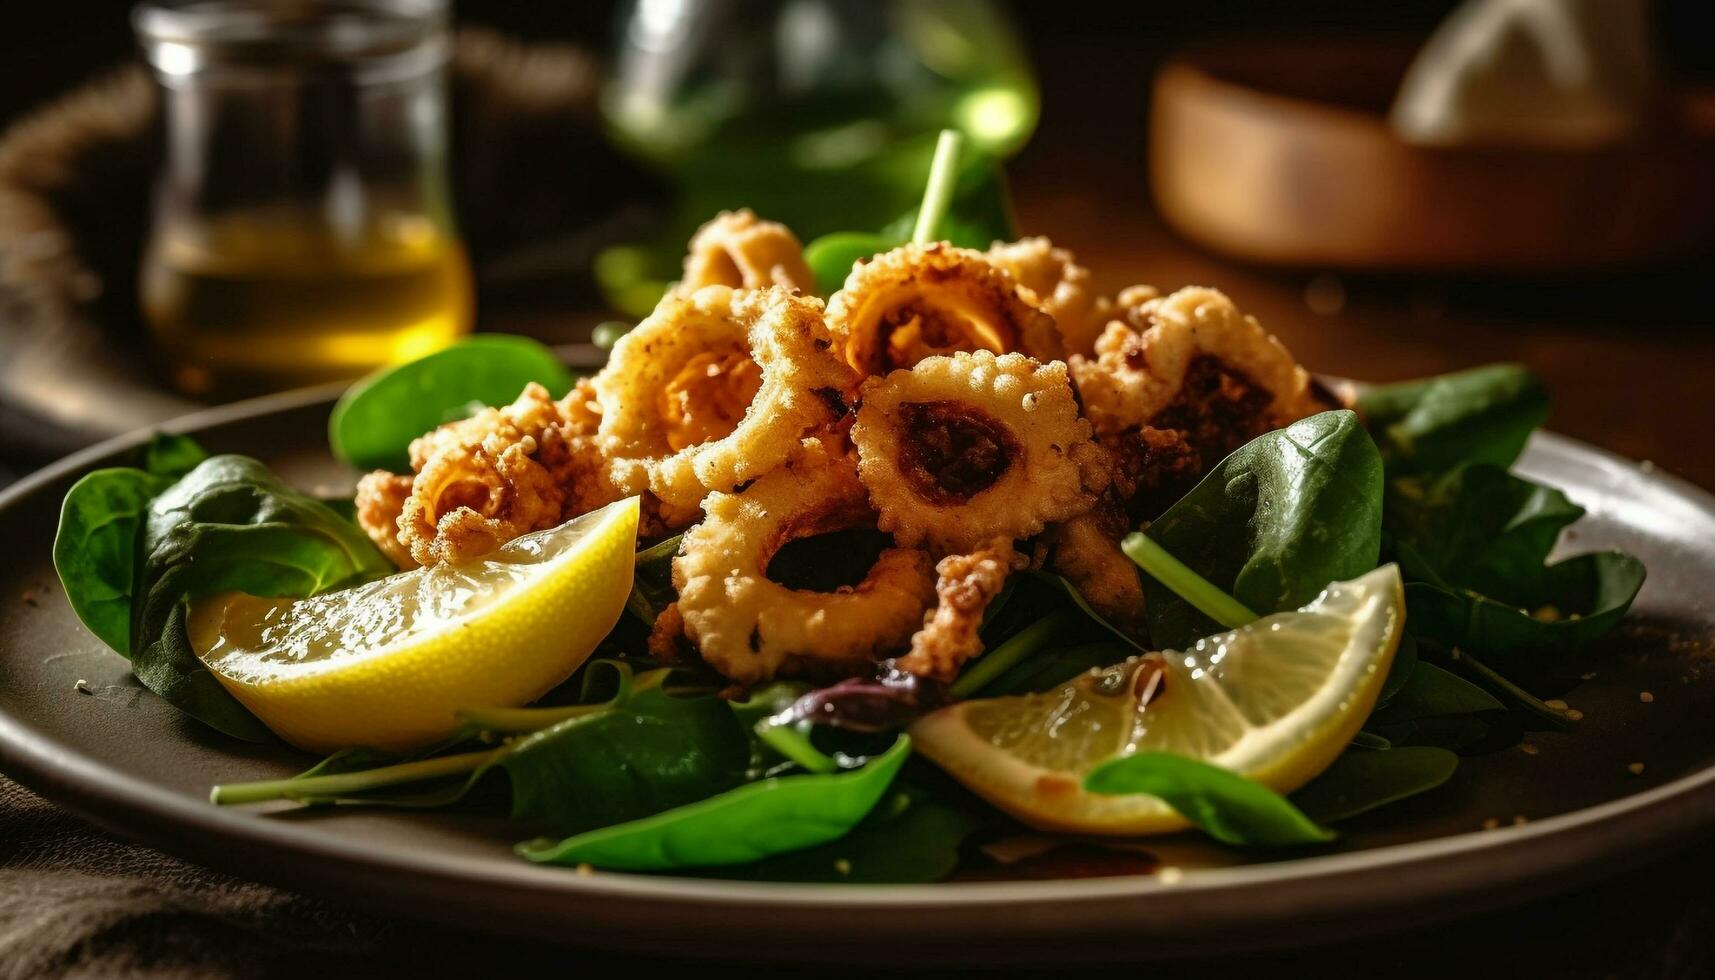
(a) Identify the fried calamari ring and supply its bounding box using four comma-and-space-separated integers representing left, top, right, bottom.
675, 209, 816, 297
355, 471, 417, 569
1069, 286, 1325, 437
984, 237, 1109, 356
895, 537, 1021, 681
672, 444, 937, 684
826, 242, 1063, 377
397, 382, 622, 565
596, 285, 856, 512
852, 350, 1108, 554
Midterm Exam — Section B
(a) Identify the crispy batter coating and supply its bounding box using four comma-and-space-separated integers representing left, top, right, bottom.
354, 471, 418, 570
1069, 286, 1323, 437
597, 285, 857, 512
1100, 424, 1206, 524
852, 350, 1108, 554
675, 209, 816, 297
671, 442, 937, 684
896, 536, 1022, 681
1043, 507, 1145, 632
826, 242, 1064, 377
397, 381, 623, 566
984, 237, 1109, 357
647, 602, 692, 665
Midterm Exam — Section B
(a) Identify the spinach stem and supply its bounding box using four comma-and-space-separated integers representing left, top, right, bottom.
210, 747, 503, 806
455, 702, 611, 734
755, 722, 840, 774
1120, 532, 1259, 628
1449, 647, 1571, 728
911, 129, 964, 244
952, 608, 1077, 699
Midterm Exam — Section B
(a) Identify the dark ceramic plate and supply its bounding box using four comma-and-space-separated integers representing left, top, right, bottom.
1, 380, 1713, 964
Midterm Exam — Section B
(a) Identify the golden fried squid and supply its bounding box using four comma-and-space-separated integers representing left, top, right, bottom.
354, 472, 417, 569
596, 284, 857, 513
1039, 506, 1144, 631
675, 209, 816, 297
377, 381, 620, 567
826, 243, 1064, 377
852, 350, 1108, 554
984, 237, 1110, 357
1071, 286, 1324, 437
896, 536, 1022, 681
671, 442, 937, 684
1069, 286, 1332, 520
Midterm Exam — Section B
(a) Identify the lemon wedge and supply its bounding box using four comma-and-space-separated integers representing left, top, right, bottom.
910, 564, 1404, 835
190, 497, 639, 753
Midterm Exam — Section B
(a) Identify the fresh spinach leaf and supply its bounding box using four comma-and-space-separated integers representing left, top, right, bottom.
1084, 752, 1335, 847
1359, 364, 1548, 474
1386, 464, 1645, 660
711, 786, 978, 883
1141, 411, 1384, 649
56, 468, 173, 654
214, 665, 750, 829
54, 435, 211, 653
138, 434, 210, 479
1386, 464, 1582, 598
1291, 746, 1459, 823
517, 736, 912, 871
499, 676, 751, 833
1402, 553, 1645, 661
805, 232, 900, 296
328, 335, 575, 472
1368, 661, 1503, 725
133, 455, 396, 741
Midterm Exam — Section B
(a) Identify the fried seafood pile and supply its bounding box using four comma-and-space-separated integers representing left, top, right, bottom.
356, 209, 1338, 686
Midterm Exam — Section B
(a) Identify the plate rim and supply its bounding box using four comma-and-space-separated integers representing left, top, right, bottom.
4, 383, 1715, 955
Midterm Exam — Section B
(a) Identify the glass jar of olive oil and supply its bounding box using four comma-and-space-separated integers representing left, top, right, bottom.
135, 0, 472, 397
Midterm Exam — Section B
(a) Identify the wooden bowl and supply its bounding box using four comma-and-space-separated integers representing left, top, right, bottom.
1149, 39, 1715, 271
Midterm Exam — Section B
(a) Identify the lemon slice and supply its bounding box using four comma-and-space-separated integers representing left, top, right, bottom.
910, 564, 1404, 835
190, 497, 639, 753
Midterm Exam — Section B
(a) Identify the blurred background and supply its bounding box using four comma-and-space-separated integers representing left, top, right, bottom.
2, 0, 1713, 486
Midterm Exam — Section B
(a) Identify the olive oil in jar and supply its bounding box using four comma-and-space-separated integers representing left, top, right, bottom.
141, 207, 473, 396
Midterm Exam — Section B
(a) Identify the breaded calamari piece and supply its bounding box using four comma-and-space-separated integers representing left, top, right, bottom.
397, 381, 622, 566
984, 237, 1108, 356
597, 285, 856, 512
675, 209, 816, 297
895, 536, 1022, 681
1070, 286, 1325, 437
354, 471, 418, 569
852, 350, 1108, 554
826, 242, 1064, 377
671, 442, 936, 684
1042, 506, 1144, 632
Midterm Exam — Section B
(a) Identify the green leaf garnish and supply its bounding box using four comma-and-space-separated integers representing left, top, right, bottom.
1138, 410, 1385, 649
1084, 752, 1335, 847
517, 735, 911, 871
329, 335, 574, 473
